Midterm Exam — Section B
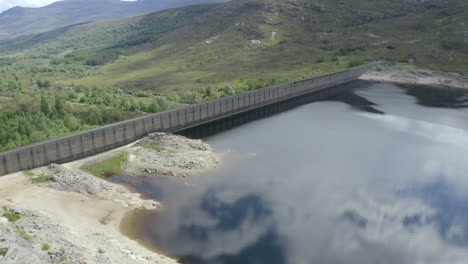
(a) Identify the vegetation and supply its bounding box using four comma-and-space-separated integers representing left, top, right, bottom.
0, 0, 466, 152
0, 0, 220, 43
24, 170, 35, 176
31, 175, 50, 184
348, 60, 364, 68
81, 153, 127, 178
16, 229, 33, 241
41, 243, 51, 251
0, 62, 277, 151
3, 209, 21, 222
140, 144, 165, 153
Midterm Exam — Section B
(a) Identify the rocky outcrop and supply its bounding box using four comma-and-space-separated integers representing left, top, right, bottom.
360, 65, 468, 90
126, 132, 220, 177
43, 164, 158, 209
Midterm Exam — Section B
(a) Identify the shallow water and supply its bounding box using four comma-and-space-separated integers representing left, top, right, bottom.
114, 82, 468, 264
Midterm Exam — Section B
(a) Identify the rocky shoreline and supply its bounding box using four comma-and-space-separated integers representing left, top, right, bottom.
0, 133, 219, 264
360, 64, 468, 90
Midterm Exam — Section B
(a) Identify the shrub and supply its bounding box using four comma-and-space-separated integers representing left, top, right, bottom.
41, 243, 50, 251
348, 59, 364, 68
315, 57, 325, 63
440, 39, 467, 53
3, 209, 21, 222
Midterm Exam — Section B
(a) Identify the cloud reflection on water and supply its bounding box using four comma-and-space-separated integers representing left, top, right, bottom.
121, 83, 468, 264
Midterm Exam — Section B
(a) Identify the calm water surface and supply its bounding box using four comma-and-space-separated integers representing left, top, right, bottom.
114, 82, 468, 264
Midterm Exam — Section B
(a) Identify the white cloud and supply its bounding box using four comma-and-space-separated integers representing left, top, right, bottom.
0, 0, 60, 13
0, 0, 139, 13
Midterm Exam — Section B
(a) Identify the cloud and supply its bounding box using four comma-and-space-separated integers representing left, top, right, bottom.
0, 0, 140, 13
359, 113, 468, 147
0, 0, 59, 13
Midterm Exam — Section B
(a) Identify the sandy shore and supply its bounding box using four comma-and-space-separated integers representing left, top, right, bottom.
0, 133, 219, 264
360, 64, 468, 90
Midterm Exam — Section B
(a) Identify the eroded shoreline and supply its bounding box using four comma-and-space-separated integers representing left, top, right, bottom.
0, 133, 219, 264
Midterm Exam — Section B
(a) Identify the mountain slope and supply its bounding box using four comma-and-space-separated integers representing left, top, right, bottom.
0, 3, 221, 56
74, 0, 468, 91
1, 0, 467, 92
0, 0, 228, 41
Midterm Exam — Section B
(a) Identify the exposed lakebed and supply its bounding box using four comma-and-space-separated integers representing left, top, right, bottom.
113, 81, 468, 264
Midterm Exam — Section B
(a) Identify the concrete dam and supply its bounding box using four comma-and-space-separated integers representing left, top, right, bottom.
0, 62, 379, 176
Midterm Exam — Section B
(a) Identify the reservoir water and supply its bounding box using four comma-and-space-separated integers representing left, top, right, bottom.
114, 81, 468, 264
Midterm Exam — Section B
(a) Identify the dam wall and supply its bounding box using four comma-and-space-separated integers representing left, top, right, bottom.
0, 62, 379, 176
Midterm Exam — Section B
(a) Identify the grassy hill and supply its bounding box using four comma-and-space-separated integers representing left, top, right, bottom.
4, 0, 464, 91
0, 0, 466, 151
69, 0, 467, 91
0, 0, 227, 41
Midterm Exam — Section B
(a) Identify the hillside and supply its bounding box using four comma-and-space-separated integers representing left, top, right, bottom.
66, 0, 468, 91
0, 0, 228, 41
3, 0, 465, 91
0, 0, 466, 151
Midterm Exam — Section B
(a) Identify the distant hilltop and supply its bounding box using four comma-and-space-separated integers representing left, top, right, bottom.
0, 0, 229, 41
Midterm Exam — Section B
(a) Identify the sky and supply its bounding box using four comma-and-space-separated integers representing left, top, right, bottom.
0, 0, 58, 13
0, 0, 135, 13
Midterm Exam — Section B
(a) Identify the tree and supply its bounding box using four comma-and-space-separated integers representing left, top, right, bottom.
54, 96, 65, 116
148, 102, 160, 113
40, 96, 51, 116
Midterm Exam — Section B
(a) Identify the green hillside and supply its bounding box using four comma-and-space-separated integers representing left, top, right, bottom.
24, 0, 468, 91
0, 0, 227, 41
0, 0, 466, 151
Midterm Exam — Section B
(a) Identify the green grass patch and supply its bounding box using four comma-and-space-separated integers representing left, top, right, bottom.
31, 175, 49, 184
24, 170, 35, 176
3, 209, 21, 222
348, 59, 364, 68
140, 144, 165, 152
16, 229, 33, 241
41, 243, 50, 251
80, 153, 127, 178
